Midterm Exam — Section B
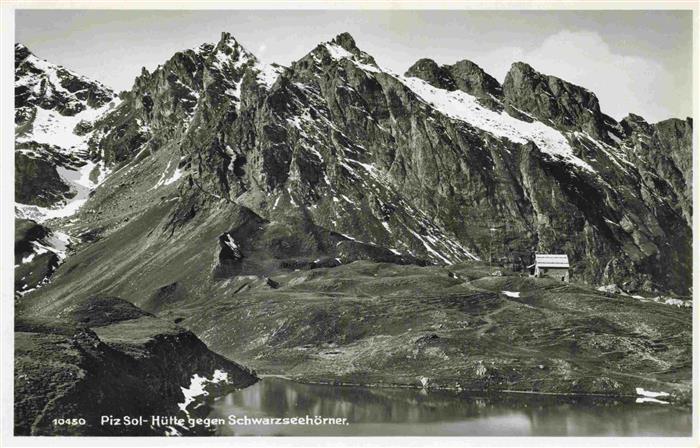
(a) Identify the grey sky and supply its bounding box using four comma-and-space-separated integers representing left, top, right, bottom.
15, 9, 693, 122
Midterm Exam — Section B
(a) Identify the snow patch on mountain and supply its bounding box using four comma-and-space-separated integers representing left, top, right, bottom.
399, 76, 594, 172
16, 230, 72, 268
178, 370, 230, 415
163, 167, 184, 186
18, 101, 116, 153
324, 43, 381, 73
256, 63, 283, 88
574, 132, 635, 173
407, 228, 452, 265
223, 234, 239, 252
224, 79, 243, 100
635, 387, 669, 399
151, 156, 187, 190
15, 159, 110, 223
324, 43, 353, 61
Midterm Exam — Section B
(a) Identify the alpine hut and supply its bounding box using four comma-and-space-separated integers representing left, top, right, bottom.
532, 254, 570, 282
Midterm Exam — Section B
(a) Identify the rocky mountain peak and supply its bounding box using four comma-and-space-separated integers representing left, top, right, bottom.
622, 113, 648, 124
15, 44, 116, 117
292, 32, 380, 75
449, 59, 502, 97
212, 31, 253, 60
323, 32, 377, 67
219, 31, 235, 43
405, 58, 457, 90
329, 32, 358, 53
405, 57, 502, 100
506, 61, 536, 78
130, 32, 252, 95
620, 113, 649, 130
14, 44, 119, 221
15, 42, 31, 63
503, 61, 606, 138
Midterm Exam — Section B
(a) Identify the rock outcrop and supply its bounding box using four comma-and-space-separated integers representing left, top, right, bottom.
502, 61, 607, 139
14, 296, 257, 436
14, 218, 68, 295
405, 57, 502, 99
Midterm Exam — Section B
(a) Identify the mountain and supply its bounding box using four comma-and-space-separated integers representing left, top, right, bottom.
15, 43, 119, 223
38, 31, 688, 293
13, 42, 258, 435
13, 33, 692, 431
14, 44, 121, 295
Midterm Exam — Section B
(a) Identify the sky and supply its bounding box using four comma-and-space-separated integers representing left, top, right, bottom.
15, 9, 693, 122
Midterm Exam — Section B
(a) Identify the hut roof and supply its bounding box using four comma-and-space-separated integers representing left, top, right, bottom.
535, 254, 570, 268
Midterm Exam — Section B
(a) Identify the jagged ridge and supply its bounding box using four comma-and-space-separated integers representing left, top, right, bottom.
15, 31, 692, 297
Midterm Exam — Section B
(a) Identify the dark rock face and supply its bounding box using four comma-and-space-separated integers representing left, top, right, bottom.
15, 150, 74, 206
405, 58, 459, 91
450, 59, 503, 98
629, 116, 693, 226
14, 219, 62, 295
143, 282, 187, 314
68, 295, 153, 326
503, 62, 606, 139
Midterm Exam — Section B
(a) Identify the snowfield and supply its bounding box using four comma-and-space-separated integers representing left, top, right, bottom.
15, 159, 111, 223
399, 76, 595, 173
15, 49, 118, 222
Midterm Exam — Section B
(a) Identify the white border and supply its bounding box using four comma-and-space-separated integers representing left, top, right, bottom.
1, 2, 697, 448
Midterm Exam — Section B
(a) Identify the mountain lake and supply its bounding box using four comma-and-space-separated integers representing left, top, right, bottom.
206, 376, 691, 436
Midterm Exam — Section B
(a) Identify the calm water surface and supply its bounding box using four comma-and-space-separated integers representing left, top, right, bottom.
207, 377, 691, 436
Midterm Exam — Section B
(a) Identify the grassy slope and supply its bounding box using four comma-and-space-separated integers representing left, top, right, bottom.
18, 175, 691, 404
166, 260, 691, 402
